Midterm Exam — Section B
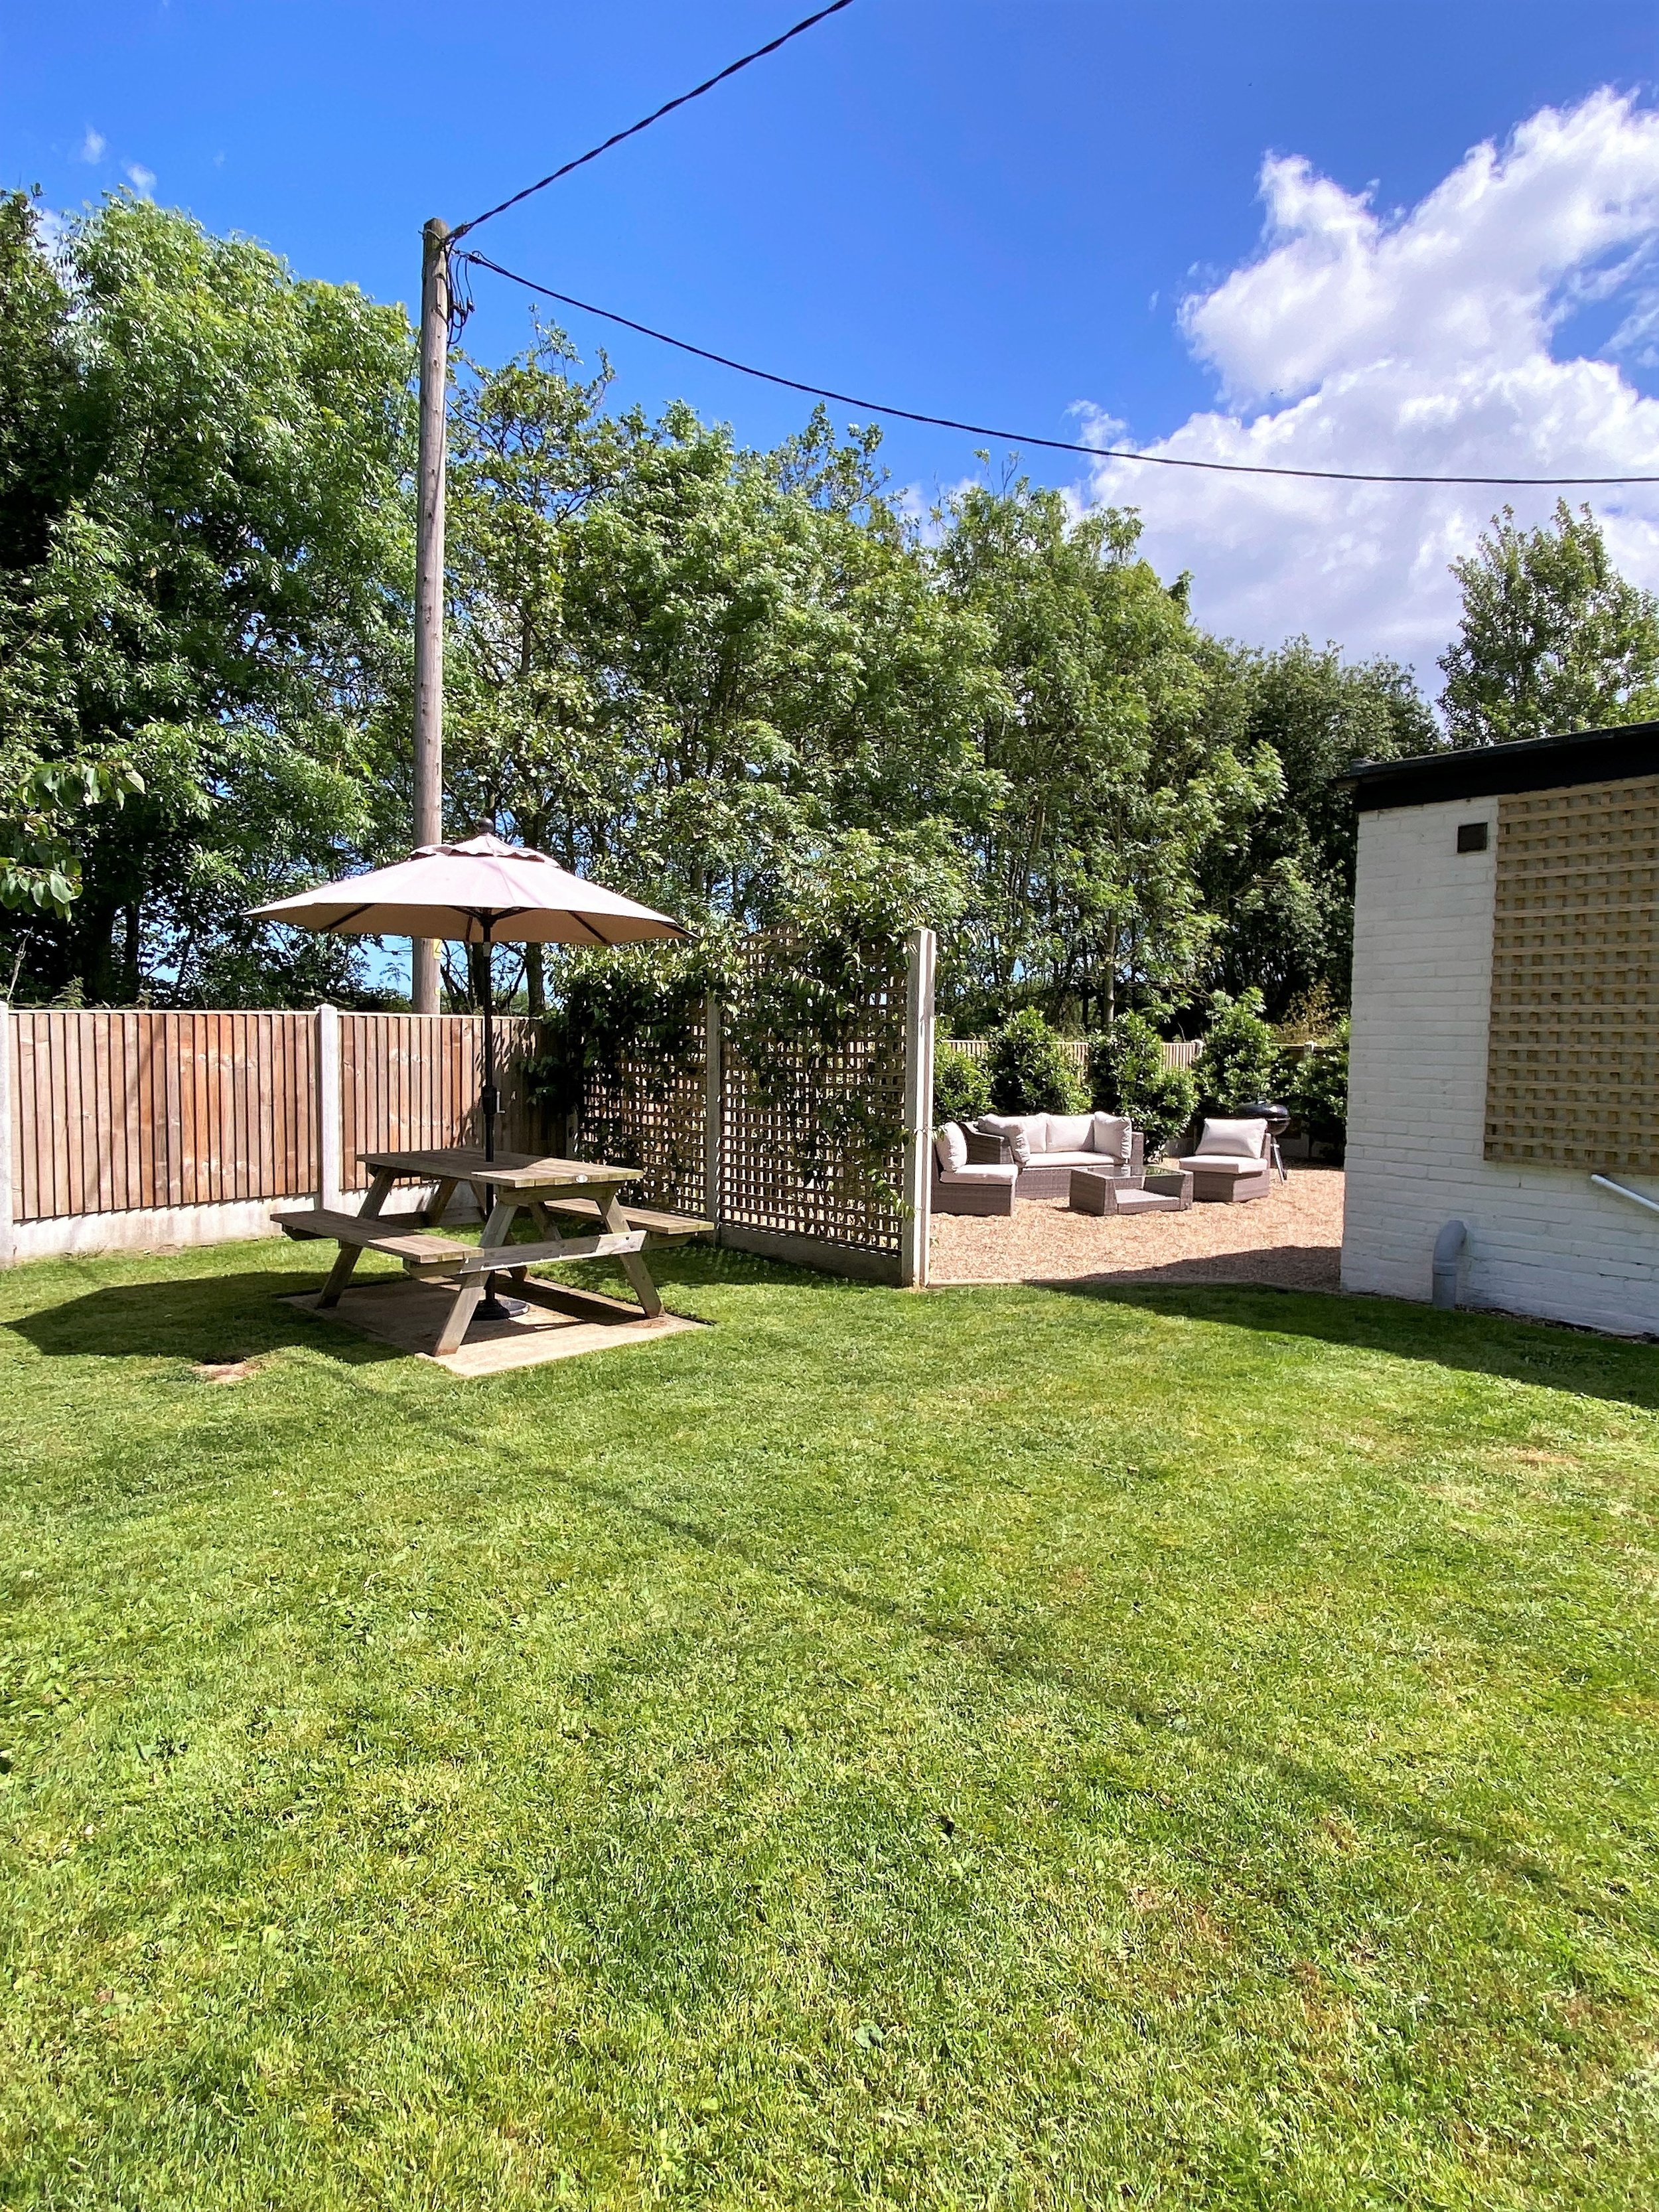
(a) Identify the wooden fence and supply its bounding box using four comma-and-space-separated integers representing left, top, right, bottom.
338, 1013, 539, 1192
5, 940, 936, 1284
9, 1010, 318, 1222
943, 1034, 1204, 1074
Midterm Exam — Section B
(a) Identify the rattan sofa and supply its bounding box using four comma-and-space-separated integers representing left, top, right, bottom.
965, 1111, 1145, 1201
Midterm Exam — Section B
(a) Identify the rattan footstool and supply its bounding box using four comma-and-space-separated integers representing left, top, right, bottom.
1068, 1167, 1192, 1215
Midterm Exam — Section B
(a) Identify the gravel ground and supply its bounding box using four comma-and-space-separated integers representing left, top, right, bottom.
930, 1166, 1344, 1291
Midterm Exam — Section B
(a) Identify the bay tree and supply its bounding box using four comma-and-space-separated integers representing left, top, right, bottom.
0, 192, 414, 1003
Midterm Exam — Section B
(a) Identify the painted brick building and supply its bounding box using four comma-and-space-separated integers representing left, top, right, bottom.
1342, 725, 1659, 1336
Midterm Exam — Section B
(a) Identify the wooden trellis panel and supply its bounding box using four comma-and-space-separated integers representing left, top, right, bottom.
719, 937, 906, 1257
1485, 776, 1659, 1173
339, 1013, 539, 1189
576, 1042, 707, 1216
10, 1009, 316, 1222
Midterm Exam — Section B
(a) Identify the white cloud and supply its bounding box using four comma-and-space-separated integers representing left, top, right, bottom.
78, 126, 106, 163
124, 162, 156, 194
1078, 91, 1659, 688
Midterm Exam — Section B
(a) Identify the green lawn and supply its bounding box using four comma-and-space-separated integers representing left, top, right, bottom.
2, 1239, 1658, 2209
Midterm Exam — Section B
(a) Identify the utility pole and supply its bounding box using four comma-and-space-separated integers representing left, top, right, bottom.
411, 216, 450, 1015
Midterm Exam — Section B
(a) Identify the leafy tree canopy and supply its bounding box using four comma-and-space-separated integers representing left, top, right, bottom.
0, 190, 414, 1003
1440, 500, 1659, 747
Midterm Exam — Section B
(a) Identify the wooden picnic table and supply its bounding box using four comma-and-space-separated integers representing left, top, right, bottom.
277, 1145, 711, 1357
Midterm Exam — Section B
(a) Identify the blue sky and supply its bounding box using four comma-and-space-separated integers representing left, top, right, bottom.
8, 2, 1659, 672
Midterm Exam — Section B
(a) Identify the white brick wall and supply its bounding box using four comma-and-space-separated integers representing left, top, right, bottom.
1341, 794, 1659, 1335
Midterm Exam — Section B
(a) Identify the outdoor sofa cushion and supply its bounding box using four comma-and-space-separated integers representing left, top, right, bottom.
1046, 1113, 1095, 1152
1090, 1112, 1131, 1165
978, 1114, 1035, 1166
977, 1112, 1129, 1165
1192, 1117, 1269, 1159
1180, 1155, 1264, 1175
938, 1161, 1019, 1187
935, 1122, 970, 1173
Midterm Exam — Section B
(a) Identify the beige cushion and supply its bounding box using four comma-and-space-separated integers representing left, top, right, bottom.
1196, 1117, 1268, 1159
935, 1123, 969, 1173
939, 1161, 1018, 1186
1046, 1114, 1094, 1152
1178, 1155, 1266, 1175
1039, 1149, 1110, 1169
1090, 1112, 1131, 1165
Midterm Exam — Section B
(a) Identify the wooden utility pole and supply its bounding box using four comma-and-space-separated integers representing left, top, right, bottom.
411, 216, 450, 1015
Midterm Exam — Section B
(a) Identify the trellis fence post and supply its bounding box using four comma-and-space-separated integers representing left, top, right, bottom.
0, 1005, 13, 1270
316, 1002, 342, 1211
705, 996, 723, 1244
901, 928, 936, 1289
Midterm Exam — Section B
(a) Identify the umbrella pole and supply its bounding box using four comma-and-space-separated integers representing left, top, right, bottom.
481, 946, 498, 1165
476, 929, 518, 1323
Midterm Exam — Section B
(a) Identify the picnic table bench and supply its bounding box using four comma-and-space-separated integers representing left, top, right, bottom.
277, 1145, 712, 1357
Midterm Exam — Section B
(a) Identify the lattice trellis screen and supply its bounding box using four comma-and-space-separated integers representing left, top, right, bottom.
719, 934, 906, 1258
1485, 775, 1659, 1173
576, 1042, 707, 1216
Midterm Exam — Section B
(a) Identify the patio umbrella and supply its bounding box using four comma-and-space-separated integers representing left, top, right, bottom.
250, 833, 689, 1165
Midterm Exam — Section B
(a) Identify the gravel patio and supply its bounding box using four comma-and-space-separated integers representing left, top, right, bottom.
929, 1163, 1344, 1290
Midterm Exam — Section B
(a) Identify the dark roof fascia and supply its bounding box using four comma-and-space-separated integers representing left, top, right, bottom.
1340, 724, 1659, 812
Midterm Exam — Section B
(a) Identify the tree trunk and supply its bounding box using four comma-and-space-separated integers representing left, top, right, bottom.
525, 942, 545, 1017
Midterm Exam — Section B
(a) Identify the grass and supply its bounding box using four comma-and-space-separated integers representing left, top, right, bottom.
1, 1237, 1658, 2209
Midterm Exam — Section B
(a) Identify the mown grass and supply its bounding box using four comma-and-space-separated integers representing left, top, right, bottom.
1, 1236, 1658, 2209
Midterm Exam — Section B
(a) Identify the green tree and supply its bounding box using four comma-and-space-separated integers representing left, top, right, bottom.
1088, 1013, 1198, 1159
932, 1041, 991, 1129
0, 192, 414, 1003
1198, 638, 1437, 1016
1439, 501, 1659, 747
1198, 988, 1279, 1115
985, 1007, 1087, 1116
932, 481, 1275, 1031
445, 360, 992, 996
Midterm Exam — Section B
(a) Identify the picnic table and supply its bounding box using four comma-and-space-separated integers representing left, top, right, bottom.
276, 1145, 711, 1357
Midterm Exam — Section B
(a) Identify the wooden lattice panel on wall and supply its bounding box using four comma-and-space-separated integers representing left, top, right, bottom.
1485, 775, 1659, 1173
577, 1041, 707, 1216
720, 937, 906, 1256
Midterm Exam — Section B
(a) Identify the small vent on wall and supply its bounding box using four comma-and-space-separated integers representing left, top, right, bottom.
1457, 820, 1488, 853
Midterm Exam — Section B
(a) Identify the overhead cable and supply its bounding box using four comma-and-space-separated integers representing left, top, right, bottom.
451, 0, 857, 242
459, 249, 1659, 488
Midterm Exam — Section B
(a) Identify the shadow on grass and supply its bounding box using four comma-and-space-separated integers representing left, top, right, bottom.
4, 1268, 402, 1369
1, 1241, 816, 1370
1037, 1275, 1659, 1411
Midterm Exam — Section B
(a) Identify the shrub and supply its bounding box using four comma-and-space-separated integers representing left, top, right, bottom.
1089, 1014, 1200, 1161
986, 1008, 1088, 1116
932, 1040, 991, 1129
1199, 988, 1281, 1116
1286, 1022, 1348, 1159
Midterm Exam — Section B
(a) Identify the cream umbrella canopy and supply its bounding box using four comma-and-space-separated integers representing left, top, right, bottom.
250, 834, 689, 1164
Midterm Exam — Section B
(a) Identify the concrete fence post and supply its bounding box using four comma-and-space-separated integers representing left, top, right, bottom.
901, 928, 936, 1290
705, 996, 723, 1242
0, 1004, 13, 1270
316, 1002, 342, 1211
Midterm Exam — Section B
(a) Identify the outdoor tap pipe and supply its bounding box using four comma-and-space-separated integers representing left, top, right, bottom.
1431, 1220, 1467, 1310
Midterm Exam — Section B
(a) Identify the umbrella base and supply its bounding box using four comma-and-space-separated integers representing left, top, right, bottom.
477, 1292, 526, 1321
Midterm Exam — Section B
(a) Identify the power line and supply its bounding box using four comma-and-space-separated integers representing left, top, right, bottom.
459, 248, 1659, 488
451, 0, 858, 243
